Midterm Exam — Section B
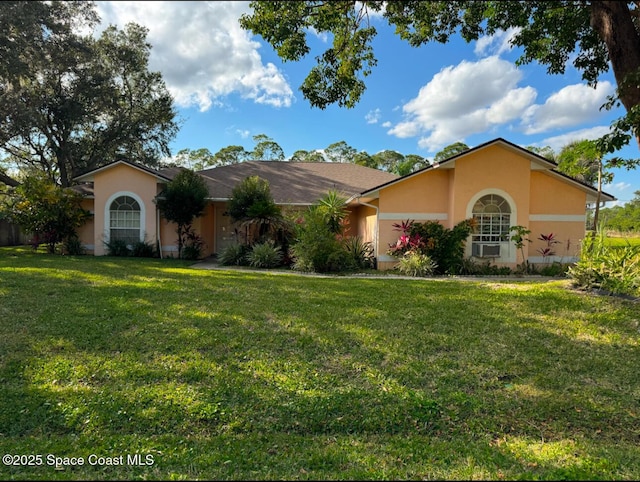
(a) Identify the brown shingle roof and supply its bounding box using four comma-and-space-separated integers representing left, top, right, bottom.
197, 161, 399, 204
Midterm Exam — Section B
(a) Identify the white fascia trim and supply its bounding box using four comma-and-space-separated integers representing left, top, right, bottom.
529, 214, 586, 222
379, 212, 448, 221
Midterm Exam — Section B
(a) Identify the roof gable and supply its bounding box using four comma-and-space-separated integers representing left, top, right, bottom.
73, 160, 178, 183
359, 137, 615, 203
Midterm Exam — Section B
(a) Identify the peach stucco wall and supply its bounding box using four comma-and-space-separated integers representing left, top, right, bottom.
92, 163, 162, 255
374, 143, 590, 270
77, 198, 95, 254
529, 171, 586, 215
379, 169, 450, 214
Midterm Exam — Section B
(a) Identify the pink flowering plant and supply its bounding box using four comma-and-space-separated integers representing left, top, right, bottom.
388, 219, 424, 256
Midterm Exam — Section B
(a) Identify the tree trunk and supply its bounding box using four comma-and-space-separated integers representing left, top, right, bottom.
590, 1, 640, 147
0, 172, 19, 187
593, 159, 603, 231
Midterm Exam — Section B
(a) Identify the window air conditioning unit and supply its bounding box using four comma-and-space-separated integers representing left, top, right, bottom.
472, 243, 501, 258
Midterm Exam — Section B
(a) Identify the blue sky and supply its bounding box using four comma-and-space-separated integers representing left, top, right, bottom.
96, 1, 640, 205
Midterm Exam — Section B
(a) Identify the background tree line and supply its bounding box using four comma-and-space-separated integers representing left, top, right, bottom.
173, 135, 472, 176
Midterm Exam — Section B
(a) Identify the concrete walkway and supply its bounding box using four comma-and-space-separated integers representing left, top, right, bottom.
190, 257, 563, 283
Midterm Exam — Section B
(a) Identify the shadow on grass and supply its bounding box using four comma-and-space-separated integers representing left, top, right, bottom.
1, 252, 639, 479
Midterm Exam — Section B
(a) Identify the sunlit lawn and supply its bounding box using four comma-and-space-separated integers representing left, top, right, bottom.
0, 246, 638, 480
604, 236, 640, 247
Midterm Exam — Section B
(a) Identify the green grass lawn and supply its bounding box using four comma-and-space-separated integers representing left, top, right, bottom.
0, 247, 638, 480
604, 236, 640, 247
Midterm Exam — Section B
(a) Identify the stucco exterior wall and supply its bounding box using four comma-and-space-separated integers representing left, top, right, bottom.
92, 164, 161, 255
527, 220, 585, 263
373, 143, 592, 270
77, 198, 95, 253
455, 146, 531, 264
527, 171, 588, 263
529, 171, 587, 215
379, 169, 449, 215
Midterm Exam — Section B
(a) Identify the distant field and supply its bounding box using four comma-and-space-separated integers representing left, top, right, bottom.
604, 235, 640, 247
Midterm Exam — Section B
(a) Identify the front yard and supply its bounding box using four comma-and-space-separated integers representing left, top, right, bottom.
0, 247, 638, 480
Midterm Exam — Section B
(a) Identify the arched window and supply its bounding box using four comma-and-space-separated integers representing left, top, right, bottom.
471, 194, 511, 257
109, 195, 141, 246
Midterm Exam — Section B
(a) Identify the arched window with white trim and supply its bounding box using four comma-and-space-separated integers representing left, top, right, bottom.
471, 194, 511, 258
109, 195, 141, 246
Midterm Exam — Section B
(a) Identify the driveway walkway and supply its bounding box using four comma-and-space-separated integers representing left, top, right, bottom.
191, 257, 563, 282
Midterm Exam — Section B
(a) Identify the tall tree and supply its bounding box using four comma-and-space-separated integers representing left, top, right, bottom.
397, 154, 429, 175
290, 149, 325, 162
325, 141, 357, 163
212, 145, 252, 166
251, 134, 285, 160
0, 2, 178, 187
352, 151, 377, 169
434, 142, 470, 163
555, 139, 640, 229
372, 149, 404, 172
174, 148, 216, 171
527, 145, 558, 161
240, 2, 640, 151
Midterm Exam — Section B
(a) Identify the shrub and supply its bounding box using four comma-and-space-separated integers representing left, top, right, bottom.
131, 240, 156, 258
343, 236, 375, 269
181, 225, 205, 260
568, 229, 640, 296
539, 261, 570, 277
219, 243, 250, 266
388, 219, 474, 274
105, 238, 131, 257
227, 175, 283, 244
290, 207, 355, 273
396, 251, 437, 277
458, 257, 512, 276
1, 173, 91, 254
246, 241, 283, 268
62, 235, 86, 255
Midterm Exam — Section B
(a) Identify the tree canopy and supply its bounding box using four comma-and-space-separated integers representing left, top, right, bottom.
0, 1, 178, 187
240, 1, 640, 152
597, 190, 640, 232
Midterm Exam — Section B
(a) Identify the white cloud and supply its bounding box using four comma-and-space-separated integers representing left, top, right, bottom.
96, 1, 293, 112
365, 108, 381, 124
613, 181, 632, 192
602, 181, 632, 206
387, 56, 536, 152
474, 27, 520, 57
538, 126, 612, 153
522, 82, 614, 134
